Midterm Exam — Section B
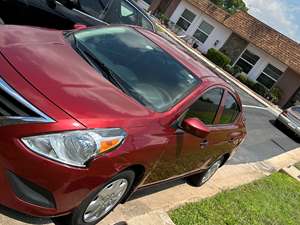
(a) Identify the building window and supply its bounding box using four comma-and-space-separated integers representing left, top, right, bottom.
257, 64, 283, 89
143, 0, 153, 4
193, 21, 214, 43
235, 50, 260, 74
176, 9, 196, 31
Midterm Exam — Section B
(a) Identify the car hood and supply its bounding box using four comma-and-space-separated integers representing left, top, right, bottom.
0, 26, 153, 128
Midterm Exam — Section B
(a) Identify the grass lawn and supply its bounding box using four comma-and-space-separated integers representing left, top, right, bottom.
294, 162, 300, 170
170, 173, 300, 225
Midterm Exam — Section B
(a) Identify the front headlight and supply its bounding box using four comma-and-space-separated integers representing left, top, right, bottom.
21, 128, 126, 167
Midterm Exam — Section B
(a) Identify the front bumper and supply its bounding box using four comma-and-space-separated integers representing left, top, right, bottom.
277, 114, 300, 136
0, 124, 132, 218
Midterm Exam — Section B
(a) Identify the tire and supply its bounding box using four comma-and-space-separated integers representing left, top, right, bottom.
186, 157, 224, 187
53, 170, 135, 225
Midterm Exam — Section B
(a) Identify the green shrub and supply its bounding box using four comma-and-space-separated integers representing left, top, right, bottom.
233, 65, 243, 75
269, 87, 283, 103
252, 83, 268, 97
236, 72, 248, 84
224, 64, 235, 74
245, 78, 256, 88
206, 48, 231, 68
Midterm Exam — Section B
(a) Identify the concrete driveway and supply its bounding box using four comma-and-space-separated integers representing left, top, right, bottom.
230, 83, 299, 165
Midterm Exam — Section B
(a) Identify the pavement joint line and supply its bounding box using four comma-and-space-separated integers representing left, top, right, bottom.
155, 23, 282, 116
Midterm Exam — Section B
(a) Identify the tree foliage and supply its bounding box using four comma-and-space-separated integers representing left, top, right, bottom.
210, 0, 248, 14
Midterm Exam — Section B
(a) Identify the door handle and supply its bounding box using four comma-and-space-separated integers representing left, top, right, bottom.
229, 132, 242, 139
200, 140, 209, 148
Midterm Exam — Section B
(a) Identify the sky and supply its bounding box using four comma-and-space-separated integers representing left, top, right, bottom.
244, 0, 300, 43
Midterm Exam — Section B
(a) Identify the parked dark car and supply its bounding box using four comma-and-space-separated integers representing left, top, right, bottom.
0, 0, 155, 31
276, 106, 300, 137
0, 25, 246, 225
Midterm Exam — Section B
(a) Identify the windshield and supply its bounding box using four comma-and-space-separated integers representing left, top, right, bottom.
73, 27, 200, 112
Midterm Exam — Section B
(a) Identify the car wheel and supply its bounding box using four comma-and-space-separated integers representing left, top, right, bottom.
54, 170, 135, 225
186, 157, 224, 187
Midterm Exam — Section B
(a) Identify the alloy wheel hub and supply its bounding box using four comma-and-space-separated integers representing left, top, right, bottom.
83, 178, 128, 223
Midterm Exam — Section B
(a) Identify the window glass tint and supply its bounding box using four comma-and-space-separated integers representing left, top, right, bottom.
79, 0, 103, 17
199, 21, 214, 34
103, 0, 138, 25
242, 50, 260, 65
176, 18, 191, 31
182, 9, 196, 22
193, 21, 214, 43
120, 1, 138, 25
176, 9, 195, 31
257, 64, 283, 89
256, 74, 274, 89
193, 30, 208, 43
141, 16, 153, 30
235, 50, 260, 74
220, 93, 240, 124
186, 89, 223, 125
263, 64, 282, 80
74, 27, 200, 112
292, 107, 300, 114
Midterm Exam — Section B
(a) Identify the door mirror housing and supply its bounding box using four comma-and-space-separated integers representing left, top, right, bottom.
182, 118, 210, 138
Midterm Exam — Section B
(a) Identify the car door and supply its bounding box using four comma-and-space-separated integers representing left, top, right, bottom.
70, 0, 108, 26
26, 0, 75, 29
143, 87, 226, 184
175, 87, 229, 174
103, 0, 154, 31
214, 90, 245, 157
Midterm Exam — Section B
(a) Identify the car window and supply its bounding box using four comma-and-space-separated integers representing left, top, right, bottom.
103, 0, 137, 25
141, 16, 154, 31
220, 93, 240, 124
120, 0, 138, 25
73, 27, 200, 112
102, 0, 153, 31
79, 0, 104, 17
185, 88, 224, 125
291, 106, 300, 114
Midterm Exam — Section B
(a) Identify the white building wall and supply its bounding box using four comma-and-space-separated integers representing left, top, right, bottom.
135, 0, 151, 11
240, 44, 288, 80
170, 0, 288, 83
170, 0, 232, 53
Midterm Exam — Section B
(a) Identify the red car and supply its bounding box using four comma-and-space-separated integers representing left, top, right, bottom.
0, 25, 246, 225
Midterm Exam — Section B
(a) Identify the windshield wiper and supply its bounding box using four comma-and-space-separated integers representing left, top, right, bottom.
73, 36, 154, 109
75, 40, 129, 95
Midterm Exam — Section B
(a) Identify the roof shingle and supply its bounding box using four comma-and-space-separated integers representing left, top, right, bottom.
186, 0, 300, 73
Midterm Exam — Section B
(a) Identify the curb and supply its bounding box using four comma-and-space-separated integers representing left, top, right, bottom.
155, 23, 282, 116
281, 166, 300, 182
100, 147, 300, 225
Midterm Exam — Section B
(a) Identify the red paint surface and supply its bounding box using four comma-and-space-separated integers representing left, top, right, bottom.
0, 25, 246, 217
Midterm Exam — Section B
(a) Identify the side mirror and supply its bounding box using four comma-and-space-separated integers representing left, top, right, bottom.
182, 118, 210, 138
46, 0, 56, 8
